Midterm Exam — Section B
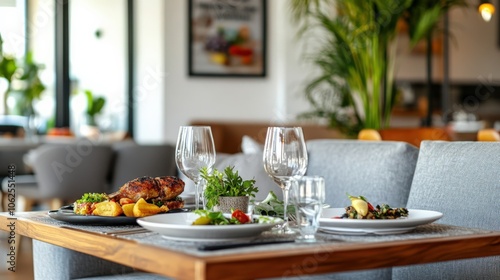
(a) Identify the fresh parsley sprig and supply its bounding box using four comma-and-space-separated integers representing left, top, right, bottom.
201, 166, 259, 210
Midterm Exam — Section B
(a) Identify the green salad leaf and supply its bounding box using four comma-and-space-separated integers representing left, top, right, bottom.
193, 210, 241, 225
254, 191, 295, 218
75, 193, 108, 204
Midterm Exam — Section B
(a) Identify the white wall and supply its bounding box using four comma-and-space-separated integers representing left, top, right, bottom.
135, 0, 314, 144
70, 0, 127, 132
134, 0, 167, 143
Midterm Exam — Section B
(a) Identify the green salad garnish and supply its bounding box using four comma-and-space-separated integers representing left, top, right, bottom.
192, 210, 241, 225
75, 193, 108, 204
253, 191, 295, 218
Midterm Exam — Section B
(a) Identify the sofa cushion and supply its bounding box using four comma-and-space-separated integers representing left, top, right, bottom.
305, 139, 419, 209
214, 153, 281, 201
241, 135, 263, 154
392, 141, 500, 280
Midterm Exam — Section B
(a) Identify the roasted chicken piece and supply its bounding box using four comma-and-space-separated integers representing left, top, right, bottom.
108, 176, 185, 202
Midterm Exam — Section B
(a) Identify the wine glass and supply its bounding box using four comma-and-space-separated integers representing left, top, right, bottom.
175, 126, 216, 210
263, 127, 308, 233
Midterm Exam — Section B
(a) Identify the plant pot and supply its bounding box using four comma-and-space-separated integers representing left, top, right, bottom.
217, 196, 249, 213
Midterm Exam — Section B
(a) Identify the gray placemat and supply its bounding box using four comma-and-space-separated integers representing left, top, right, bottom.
16, 212, 497, 257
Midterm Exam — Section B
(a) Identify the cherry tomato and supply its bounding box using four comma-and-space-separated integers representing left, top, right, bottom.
367, 202, 375, 211
231, 209, 250, 224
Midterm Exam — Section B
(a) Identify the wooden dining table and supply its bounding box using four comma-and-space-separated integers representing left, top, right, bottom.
1, 211, 500, 280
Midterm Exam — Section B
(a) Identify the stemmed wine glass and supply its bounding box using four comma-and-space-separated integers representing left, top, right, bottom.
263, 127, 308, 233
175, 126, 216, 210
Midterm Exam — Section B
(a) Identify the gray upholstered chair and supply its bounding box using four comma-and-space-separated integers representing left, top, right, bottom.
306, 139, 419, 209
31, 142, 176, 280
33, 240, 170, 280
1, 142, 114, 211
0, 142, 38, 211
392, 141, 500, 279
286, 139, 419, 280
109, 143, 177, 192
267, 139, 419, 280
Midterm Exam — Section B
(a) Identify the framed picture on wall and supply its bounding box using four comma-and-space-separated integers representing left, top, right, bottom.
188, 0, 267, 77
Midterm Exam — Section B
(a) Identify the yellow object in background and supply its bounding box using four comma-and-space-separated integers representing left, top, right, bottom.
477, 129, 500, 141
358, 129, 382, 141
210, 52, 227, 65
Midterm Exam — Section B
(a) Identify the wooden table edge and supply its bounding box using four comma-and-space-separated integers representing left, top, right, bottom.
2, 213, 500, 280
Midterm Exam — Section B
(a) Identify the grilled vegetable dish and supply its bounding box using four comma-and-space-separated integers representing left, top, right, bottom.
339, 194, 409, 220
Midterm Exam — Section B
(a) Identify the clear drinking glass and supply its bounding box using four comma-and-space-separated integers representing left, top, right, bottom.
175, 126, 216, 210
263, 127, 308, 233
290, 176, 325, 242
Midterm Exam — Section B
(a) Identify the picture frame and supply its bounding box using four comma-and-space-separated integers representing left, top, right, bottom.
188, 0, 267, 77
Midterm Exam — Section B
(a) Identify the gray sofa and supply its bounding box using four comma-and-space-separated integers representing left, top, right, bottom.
28, 140, 499, 279
30, 139, 418, 279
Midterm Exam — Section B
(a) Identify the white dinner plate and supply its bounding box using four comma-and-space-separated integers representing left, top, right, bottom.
137, 212, 283, 241
319, 208, 443, 235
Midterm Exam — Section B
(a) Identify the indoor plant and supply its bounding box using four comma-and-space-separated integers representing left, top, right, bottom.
83, 89, 106, 127
201, 166, 259, 213
0, 33, 45, 117
290, 0, 466, 136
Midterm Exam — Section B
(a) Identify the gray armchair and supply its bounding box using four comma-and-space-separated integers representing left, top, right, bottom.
2, 142, 113, 211
0, 142, 39, 211
283, 139, 419, 280
109, 143, 177, 192
392, 141, 500, 279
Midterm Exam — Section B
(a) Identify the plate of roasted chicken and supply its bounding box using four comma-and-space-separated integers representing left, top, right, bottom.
48, 176, 188, 225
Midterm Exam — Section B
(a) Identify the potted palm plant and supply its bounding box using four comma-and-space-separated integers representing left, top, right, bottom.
201, 166, 259, 213
290, 0, 466, 137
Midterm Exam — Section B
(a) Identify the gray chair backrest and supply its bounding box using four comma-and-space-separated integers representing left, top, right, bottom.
304, 139, 419, 280
0, 143, 39, 176
32, 143, 113, 200
306, 139, 419, 208
392, 141, 500, 280
110, 143, 177, 192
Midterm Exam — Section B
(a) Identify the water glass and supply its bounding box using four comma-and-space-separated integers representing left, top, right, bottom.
175, 126, 216, 210
290, 176, 325, 242
263, 126, 308, 234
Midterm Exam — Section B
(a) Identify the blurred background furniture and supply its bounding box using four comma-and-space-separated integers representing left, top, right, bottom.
476, 128, 500, 141
0, 142, 39, 211
0, 115, 28, 138
357, 129, 382, 141
392, 141, 500, 279
357, 127, 451, 147
189, 120, 345, 154
0, 124, 25, 138
1, 143, 114, 211
109, 142, 177, 192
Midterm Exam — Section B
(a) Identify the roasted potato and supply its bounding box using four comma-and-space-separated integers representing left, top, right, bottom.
92, 201, 123, 217
120, 197, 135, 205
159, 205, 169, 213
133, 198, 161, 217
122, 203, 135, 217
